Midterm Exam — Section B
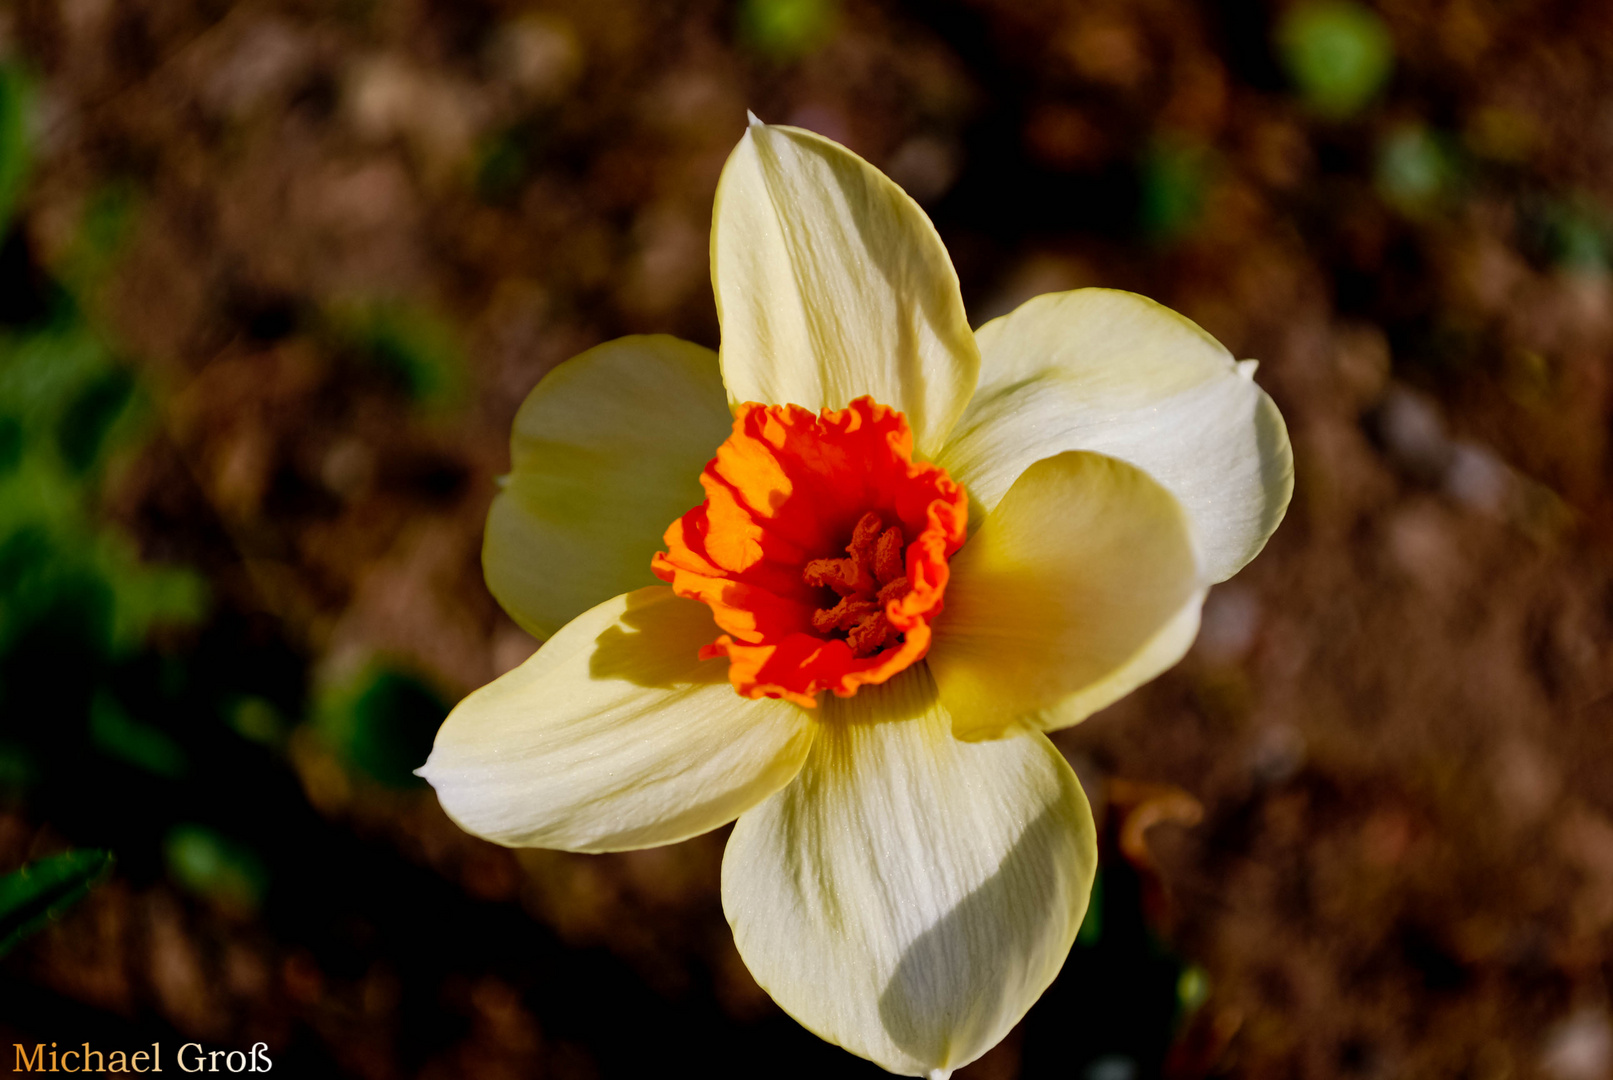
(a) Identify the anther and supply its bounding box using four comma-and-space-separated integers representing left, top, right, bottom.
804, 511, 911, 657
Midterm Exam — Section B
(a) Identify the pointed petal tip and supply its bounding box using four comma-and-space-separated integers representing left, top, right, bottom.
746, 109, 765, 128
942, 289, 1291, 583
712, 106, 980, 456
1236, 358, 1260, 379
426, 588, 816, 852
722, 674, 1094, 1077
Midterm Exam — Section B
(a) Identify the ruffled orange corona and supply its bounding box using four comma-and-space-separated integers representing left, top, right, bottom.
652, 397, 967, 707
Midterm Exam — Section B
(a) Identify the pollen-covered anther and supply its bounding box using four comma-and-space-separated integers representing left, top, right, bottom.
803, 512, 911, 658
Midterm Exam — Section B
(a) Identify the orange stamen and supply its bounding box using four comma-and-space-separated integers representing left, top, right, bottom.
803, 512, 908, 658
651, 397, 968, 707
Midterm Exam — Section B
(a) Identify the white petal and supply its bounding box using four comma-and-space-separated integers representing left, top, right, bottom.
711, 119, 979, 456
937, 289, 1293, 582
421, 587, 815, 852
723, 667, 1095, 1076
928, 451, 1205, 740
485, 335, 733, 639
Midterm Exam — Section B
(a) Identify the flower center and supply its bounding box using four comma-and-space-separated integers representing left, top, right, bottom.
652, 397, 967, 708
804, 511, 911, 658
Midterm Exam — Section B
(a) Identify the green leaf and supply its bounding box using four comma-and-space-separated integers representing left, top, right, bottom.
0, 849, 114, 957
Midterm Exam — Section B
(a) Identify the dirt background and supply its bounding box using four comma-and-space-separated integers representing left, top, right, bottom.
2, 0, 1613, 1077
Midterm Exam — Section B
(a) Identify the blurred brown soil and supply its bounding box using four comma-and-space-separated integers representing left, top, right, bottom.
4, 0, 1613, 1078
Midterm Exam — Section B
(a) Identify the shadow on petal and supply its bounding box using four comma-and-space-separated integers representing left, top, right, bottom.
817, 661, 942, 727
587, 588, 728, 688
876, 802, 1082, 1070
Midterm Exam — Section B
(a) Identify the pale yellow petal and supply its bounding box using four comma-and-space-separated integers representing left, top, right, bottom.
937, 289, 1293, 582
484, 335, 733, 639
711, 118, 979, 456
723, 667, 1095, 1077
421, 587, 815, 852
928, 451, 1204, 741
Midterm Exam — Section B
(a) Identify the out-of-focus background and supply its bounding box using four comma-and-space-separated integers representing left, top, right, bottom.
0, 0, 1611, 1076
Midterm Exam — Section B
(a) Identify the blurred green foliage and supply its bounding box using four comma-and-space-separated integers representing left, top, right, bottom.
329, 301, 465, 409
227, 694, 290, 749
0, 849, 113, 957
89, 690, 187, 777
1176, 964, 1210, 1017
0, 740, 34, 796
1139, 139, 1213, 242
0, 66, 29, 229
737, 0, 839, 60
1376, 125, 1461, 215
0, 64, 449, 960
0, 116, 201, 659
0, 320, 208, 654
0, 60, 254, 926
1276, 0, 1395, 119
476, 134, 530, 202
475, 124, 549, 205
66, 184, 138, 288
164, 825, 267, 912
1528, 197, 1612, 275
315, 665, 446, 788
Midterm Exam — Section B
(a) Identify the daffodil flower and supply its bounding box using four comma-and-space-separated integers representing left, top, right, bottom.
420, 116, 1292, 1078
